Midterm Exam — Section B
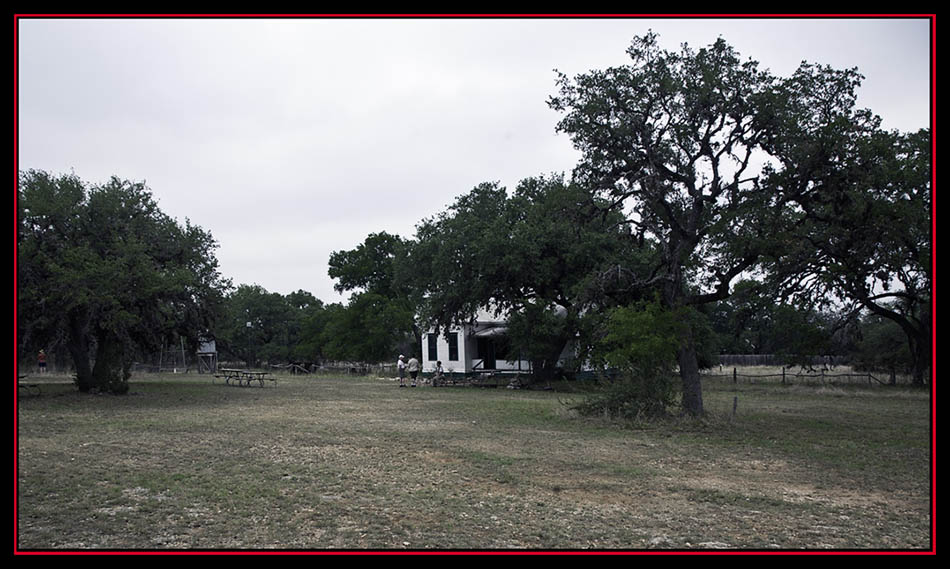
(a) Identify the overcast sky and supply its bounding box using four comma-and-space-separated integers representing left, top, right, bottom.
16, 16, 932, 304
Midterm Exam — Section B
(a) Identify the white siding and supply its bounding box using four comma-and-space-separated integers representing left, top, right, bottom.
422, 328, 468, 374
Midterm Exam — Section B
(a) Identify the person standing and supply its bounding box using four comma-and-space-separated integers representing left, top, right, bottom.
433, 360, 445, 387
397, 355, 407, 387
407, 356, 420, 387
37, 350, 47, 374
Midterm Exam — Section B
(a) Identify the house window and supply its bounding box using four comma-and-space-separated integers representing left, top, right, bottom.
427, 333, 438, 361
448, 332, 459, 361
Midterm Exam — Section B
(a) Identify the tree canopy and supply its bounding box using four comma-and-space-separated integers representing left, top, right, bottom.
324, 232, 419, 363
548, 32, 930, 413
763, 127, 932, 384
328, 232, 409, 299
216, 284, 306, 367
405, 174, 649, 380
18, 170, 229, 393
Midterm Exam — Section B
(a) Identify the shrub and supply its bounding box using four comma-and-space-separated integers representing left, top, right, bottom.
576, 299, 685, 419
574, 369, 679, 420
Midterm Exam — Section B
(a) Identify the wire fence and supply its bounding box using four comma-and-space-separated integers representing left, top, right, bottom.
715, 354, 849, 368
704, 366, 897, 387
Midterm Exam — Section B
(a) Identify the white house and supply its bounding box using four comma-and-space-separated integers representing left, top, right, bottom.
421, 308, 578, 375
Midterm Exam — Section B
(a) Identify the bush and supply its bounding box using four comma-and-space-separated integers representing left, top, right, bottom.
575, 299, 695, 420
574, 369, 679, 420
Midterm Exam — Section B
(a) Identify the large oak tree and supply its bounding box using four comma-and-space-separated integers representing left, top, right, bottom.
548, 33, 925, 413
18, 170, 229, 393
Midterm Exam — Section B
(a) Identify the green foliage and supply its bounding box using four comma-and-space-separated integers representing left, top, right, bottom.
763, 127, 932, 384
578, 300, 685, 419
216, 284, 292, 366
295, 300, 335, 363
767, 306, 834, 367
406, 174, 645, 380
328, 232, 410, 298
18, 170, 229, 393
849, 312, 915, 376
232, 231, 422, 367
322, 232, 419, 362
319, 293, 416, 363
708, 283, 836, 365
503, 301, 574, 378
574, 371, 680, 421
548, 32, 929, 411
215, 285, 328, 366
600, 300, 684, 374
406, 181, 513, 331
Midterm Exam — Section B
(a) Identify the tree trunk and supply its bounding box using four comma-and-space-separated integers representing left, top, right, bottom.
663, 264, 705, 416
92, 331, 130, 394
862, 299, 929, 387
67, 311, 94, 392
677, 327, 704, 416
909, 330, 929, 387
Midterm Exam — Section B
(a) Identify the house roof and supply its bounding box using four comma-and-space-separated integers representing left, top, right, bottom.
473, 326, 507, 338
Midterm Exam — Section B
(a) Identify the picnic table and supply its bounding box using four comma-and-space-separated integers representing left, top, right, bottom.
18, 373, 41, 396
214, 368, 276, 387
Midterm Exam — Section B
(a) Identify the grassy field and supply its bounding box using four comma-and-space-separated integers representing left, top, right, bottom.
15, 370, 932, 552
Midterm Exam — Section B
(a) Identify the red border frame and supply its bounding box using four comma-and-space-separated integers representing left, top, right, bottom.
13, 13, 936, 556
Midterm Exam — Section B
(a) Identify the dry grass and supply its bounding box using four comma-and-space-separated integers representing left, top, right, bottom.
16, 371, 932, 552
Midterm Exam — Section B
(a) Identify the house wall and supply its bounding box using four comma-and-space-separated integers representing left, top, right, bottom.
422, 327, 469, 374
421, 307, 589, 374
422, 323, 531, 374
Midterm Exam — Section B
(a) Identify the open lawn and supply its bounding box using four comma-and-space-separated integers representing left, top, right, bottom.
15, 371, 932, 552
